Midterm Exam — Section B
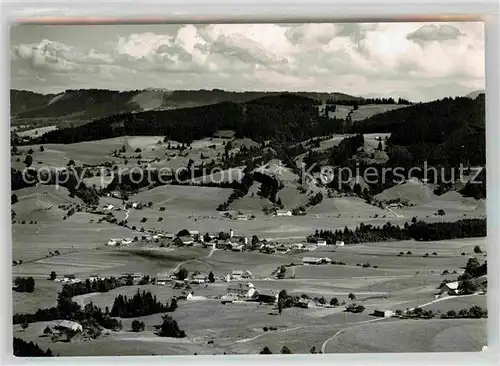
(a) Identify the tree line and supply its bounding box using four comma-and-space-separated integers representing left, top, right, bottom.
309, 218, 486, 244
110, 290, 178, 318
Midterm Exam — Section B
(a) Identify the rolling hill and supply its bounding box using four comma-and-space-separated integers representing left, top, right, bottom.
11, 89, 362, 125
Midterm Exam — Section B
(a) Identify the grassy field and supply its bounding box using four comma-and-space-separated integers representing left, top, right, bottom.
10, 133, 488, 356
323, 318, 486, 353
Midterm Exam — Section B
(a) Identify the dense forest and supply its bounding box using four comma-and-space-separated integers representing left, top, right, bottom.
309, 218, 486, 244
354, 95, 486, 167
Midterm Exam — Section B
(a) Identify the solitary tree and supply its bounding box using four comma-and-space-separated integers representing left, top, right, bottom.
176, 267, 188, 281
260, 347, 272, 354
24, 155, 33, 167
43, 326, 52, 335
348, 293, 356, 301
208, 272, 215, 283
40, 146, 45, 152
21, 322, 29, 331
281, 346, 293, 354
330, 297, 339, 307
474, 245, 482, 254
49, 271, 57, 281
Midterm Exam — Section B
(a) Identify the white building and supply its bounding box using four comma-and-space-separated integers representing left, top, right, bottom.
187, 292, 207, 301
275, 210, 292, 217
54, 320, 83, 333
335, 241, 345, 246
302, 257, 331, 265
316, 240, 327, 246
440, 281, 459, 294
236, 215, 248, 221
226, 282, 257, 299
107, 238, 121, 246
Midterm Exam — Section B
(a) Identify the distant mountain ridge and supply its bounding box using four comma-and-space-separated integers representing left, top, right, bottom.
10, 88, 362, 123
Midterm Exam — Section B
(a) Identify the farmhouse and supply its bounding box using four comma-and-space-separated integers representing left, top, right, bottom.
291, 243, 305, 250
316, 240, 327, 246
156, 273, 170, 286
302, 257, 331, 265
121, 273, 143, 284
121, 238, 133, 245
54, 320, 83, 333
188, 230, 200, 239
174, 236, 194, 246
335, 241, 345, 246
103, 204, 114, 211
236, 214, 248, 221
373, 310, 394, 318
226, 282, 257, 299
231, 269, 252, 280
231, 244, 244, 252
297, 299, 315, 309
107, 238, 121, 246
191, 274, 207, 284
275, 209, 292, 217
231, 235, 249, 245
187, 292, 206, 301
440, 281, 459, 294
62, 274, 80, 283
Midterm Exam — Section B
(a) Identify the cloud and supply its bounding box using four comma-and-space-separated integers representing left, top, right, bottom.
406, 24, 465, 44
10, 22, 485, 101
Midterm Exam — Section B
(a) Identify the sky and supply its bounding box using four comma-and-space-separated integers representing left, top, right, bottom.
10, 22, 485, 101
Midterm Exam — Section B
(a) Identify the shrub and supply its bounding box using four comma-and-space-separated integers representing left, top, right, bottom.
158, 315, 186, 338
348, 293, 356, 300
474, 245, 482, 254
131, 320, 145, 332
176, 267, 188, 281
14, 277, 35, 293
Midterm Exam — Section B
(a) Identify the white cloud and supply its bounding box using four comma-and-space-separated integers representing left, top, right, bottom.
10, 22, 485, 101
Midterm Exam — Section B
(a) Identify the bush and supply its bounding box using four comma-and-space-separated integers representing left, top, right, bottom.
131, 320, 145, 332
49, 271, 57, 281
474, 245, 482, 254
158, 315, 186, 338
14, 277, 35, 293
263, 327, 268, 332
176, 267, 188, 281
260, 347, 272, 354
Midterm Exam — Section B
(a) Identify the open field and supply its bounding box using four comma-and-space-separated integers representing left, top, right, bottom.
12, 233, 487, 355
323, 318, 487, 353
